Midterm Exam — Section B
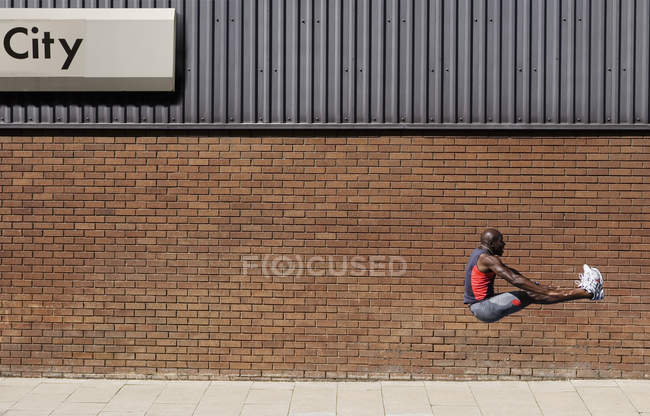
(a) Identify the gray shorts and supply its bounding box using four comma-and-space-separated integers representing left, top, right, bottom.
469, 291, 532, 323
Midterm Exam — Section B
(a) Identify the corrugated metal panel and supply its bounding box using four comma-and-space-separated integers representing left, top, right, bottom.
2, 0, 650, 129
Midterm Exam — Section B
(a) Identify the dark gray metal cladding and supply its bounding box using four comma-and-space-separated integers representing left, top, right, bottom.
0, 0, 649, 129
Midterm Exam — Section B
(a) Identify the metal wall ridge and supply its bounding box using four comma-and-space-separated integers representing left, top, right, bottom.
1, 0, 650, 129
2, 123, 650, 132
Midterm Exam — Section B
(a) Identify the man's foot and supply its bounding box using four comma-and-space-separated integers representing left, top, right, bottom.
577, 264, 605, 300
589, 266, 605, 300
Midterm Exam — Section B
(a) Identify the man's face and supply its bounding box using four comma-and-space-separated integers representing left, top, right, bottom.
492, 234, 505, 256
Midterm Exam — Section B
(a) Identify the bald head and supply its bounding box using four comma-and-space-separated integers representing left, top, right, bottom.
480, 228, 505, 256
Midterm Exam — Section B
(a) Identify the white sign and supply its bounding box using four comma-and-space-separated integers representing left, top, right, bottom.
0, 9, 176, 92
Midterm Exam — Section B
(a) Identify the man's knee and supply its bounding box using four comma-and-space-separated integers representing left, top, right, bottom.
510, 291, 534, 306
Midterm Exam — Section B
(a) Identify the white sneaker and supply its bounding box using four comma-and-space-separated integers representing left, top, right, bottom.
576, 264, 604, 300
589, 266, 605, 300
575, 264, 595, 292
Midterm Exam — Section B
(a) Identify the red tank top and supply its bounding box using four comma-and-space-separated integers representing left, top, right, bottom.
471, 265, 495, 301
464, 248, 496, 304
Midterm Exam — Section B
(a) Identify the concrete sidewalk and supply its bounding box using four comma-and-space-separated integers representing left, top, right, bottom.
1, 378, 649, 416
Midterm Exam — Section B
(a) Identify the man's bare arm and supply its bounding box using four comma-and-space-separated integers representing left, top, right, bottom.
478, 255, 563, 296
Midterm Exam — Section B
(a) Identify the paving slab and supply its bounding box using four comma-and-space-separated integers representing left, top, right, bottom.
250, 381, 295, 390
100, 384, 164, 413
381, 381, 426, 387
124, 380, 169, 386
154, 381, 209, 404
11, 383, 78, 412
617, 380, 650, 413
532, 391, 590, 416
570, 379, 619, 387
424, 381, 477, 406
289, 382, 337, 416
98, 412, 145, 416
0, 402, 17, 413
430, 405, 481, 416
528, 381, 590, 416
245, 386, 293, 405
337, 387, 384, 416
528, 380, 577, 393
574, 385, 640, 416
193, 403, 242, 416
50, 401, 106, 416
382, 383, 433, 416
193, 382, 250, 416
2, 410, 52, 416
240, 384, 294, 416
338, 382, 382, 391
199, 381, 251, 404
20, 382, 78, 401
145, 403, 196, 416
0, 379, 42, 387
470, 381, 542, 416
240, 403, 291, 416
0, 385, 35, 402
66, 381, 124, 403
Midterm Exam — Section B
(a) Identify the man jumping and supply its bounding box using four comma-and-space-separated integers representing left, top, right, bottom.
464, 229, 604, 323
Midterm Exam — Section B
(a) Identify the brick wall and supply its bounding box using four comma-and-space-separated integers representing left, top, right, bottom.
0, 135, 648, 380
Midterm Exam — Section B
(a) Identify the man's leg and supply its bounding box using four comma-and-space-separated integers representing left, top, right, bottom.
527, 265, 604, 304
470, 288, 593, 323
523, 288, 592, 305
469, 292, 533, 323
